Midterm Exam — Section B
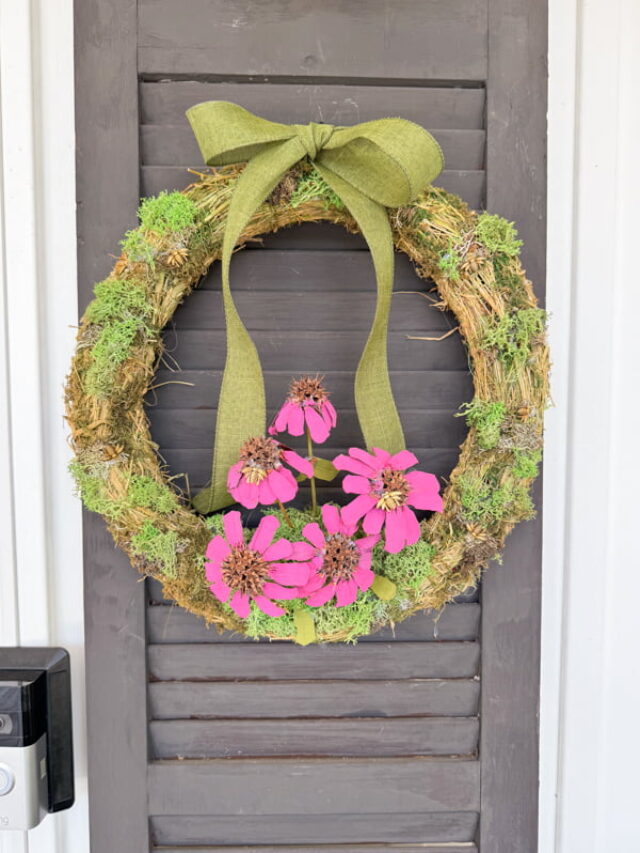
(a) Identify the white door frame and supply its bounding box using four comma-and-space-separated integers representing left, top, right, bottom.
1, 1, 638, 851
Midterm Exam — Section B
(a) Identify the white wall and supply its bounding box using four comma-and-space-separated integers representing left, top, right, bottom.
0, 0, 639, 850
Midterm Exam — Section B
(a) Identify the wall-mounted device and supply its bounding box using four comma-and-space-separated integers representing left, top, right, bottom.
0, 648, 74, 830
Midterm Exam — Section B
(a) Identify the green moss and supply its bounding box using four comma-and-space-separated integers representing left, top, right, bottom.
84, 315, 144, 397
120, 228, 156, 265
437, 241, 462, 280
85, 279, 150, 325
459, 399, 507, 450
459, 471, 535, 524
131, 521, 179, 577
69, 461, 122, 519
481, 308, 546, 370
377, 538, 435, 594
127, 475, 179, 513
289, 168, 345, 210
493, 254, 523, 291
513, 449, 542, 480
138, 191, 198, 234
476, 212, 523, 257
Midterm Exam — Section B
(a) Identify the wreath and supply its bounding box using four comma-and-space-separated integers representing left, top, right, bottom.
66, 102, 549, 644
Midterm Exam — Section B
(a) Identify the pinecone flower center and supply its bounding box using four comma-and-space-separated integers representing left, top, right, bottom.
239, 436, 282, 483
321, 534, 360, 583
221, 545, 270, 596
375, 468, 410, 510
289, 375, 329, 406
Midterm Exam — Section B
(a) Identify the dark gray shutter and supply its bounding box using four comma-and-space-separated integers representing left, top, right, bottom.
75, 2, 546, 851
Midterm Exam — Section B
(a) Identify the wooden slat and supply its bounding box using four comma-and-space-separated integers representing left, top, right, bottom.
149, 368, 473, 411
138, 0, 488, 80
141, 124, 485, 171
150, 811, 479, 846
161, 330, 469, 372
154, 846, 478, 853
148, 757, 481, 815
146, 602, 480, 644
166, 289, 456, 331
149, 408, 467, 450
148, 642, 480, 681
150, 716, 479, 758
148, 679, 480, 720
140, 80, 486, 130
140, 165, 485, 209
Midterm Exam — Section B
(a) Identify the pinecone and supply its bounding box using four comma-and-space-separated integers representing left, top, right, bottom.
164, 247, 189, 268
113, 255, 129, 276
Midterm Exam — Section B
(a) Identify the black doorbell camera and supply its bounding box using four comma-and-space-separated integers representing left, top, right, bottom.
0, 648, 74, 830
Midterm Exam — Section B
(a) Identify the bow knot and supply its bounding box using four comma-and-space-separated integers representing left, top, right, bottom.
185, 101, 444, 513
292, 121, 335, 159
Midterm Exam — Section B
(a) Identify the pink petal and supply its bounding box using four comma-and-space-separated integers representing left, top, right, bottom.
205, 560, 222, 584
286, 404, 305, 436
291, 541, 316, 560
302, 522, 326, 549
362, 508, 385, 535
371, 447, 392, 466
405, 471, 443, 511
304, 406, 331, 443
331, 454, 376, 477
282, 449, 313, 478
227, 462, 244, 489
356, 534, 379, 552
402, 506, 422, 546
253, 595, 285, 617
306, 582, 337, 607
337, 507, 358, 536
389, 450, 419, 471
336, 578, 358, 607
274, 402, 294, 434
262, 581, 300, 600
231, 479, 259, 509
205, 535, 230, 566
300, 571, 326, 594
341, 494, 377, 526
250, 514, 280, 553
262, 538, 293, 561
209, 578, 232, 602
342, 474, 371, 495
321, 503, 341, 535
229, 591, 250, 618
349, 447, 382, 470
323, 400, 337, 427
269, 563, 310, 586
223, 511, 244, 546
384, 509, 407, 554
268, 468, 298, 502
353, 565, 375, 591
258, 476, 277, 505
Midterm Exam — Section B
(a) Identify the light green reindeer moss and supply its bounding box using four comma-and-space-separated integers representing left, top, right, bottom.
85, 279, 150, 325
476, 212, 523, 257
482, 308, 546, 370
85, 316, 146, 397
513, 449, 542, 480
127, 475, 179, 513
459, 399, 507, 450
289, 168, 345, 210
69, 461, 122, 519
120, 229, 156, 265
131, 521, 179, 577
138, 191, 198, 234
459, 471, 535, 525
378, 539, 435, 594
437, 241, 462, 280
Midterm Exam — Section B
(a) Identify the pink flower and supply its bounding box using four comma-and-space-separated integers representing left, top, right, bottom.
333, 448, 443, 554
227, 435, 313, 509
269, 375, 337, 444
297, 503, 378, 607
204, 511, 313, 618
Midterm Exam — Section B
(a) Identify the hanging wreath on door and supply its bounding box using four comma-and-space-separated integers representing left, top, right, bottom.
65, 102, 549, 644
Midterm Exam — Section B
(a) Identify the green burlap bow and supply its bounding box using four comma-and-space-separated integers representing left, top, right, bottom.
187, 101, 444, 513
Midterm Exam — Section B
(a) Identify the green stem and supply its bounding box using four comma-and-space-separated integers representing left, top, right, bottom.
306, 427, 318, 516
277, 499, 293, 528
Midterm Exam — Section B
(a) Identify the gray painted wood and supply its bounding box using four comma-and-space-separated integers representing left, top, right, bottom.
141, 80, 486, 128
146, 601, 480, 643
151, 716, 480, 758
154, 846, 478, 853
148, 642, 480, 681
148, 679, 480, 719
479, 0, 547, 847
150, 811, 479, 846
148, 757, 481, 815
74, 1, 150, 851
141, 165, 486, 208
138, 0, 488, 80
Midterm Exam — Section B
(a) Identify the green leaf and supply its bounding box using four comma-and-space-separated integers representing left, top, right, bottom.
371, 575, 397, 601
312, 457, 339, 482
293, 610, 317, 646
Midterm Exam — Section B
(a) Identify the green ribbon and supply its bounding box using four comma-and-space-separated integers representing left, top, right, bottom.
186, 101, 444, 513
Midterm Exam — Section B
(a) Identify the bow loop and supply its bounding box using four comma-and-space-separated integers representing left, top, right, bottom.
292, 122, 336, 159
186, 101, 444, 513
